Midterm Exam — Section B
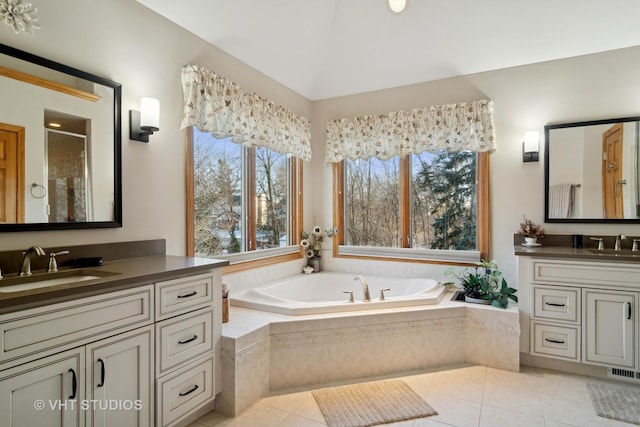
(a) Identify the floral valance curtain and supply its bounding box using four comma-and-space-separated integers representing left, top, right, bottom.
181, 65, 312, 161
325, 99, 495, 162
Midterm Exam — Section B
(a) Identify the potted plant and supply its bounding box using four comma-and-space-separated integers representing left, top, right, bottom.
447, 260, 517, 309
300, 226, 335, 272
519, 216, 544, 245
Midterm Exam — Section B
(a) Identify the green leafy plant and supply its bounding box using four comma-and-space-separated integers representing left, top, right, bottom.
446, 260, 518, 309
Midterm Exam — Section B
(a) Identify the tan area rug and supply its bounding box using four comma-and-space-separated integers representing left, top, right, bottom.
588, 382, 640, 425
311, 379, 437, 427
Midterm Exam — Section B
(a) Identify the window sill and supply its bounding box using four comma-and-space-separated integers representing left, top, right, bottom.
336, 245, 481, 265
220, 246, 302, 274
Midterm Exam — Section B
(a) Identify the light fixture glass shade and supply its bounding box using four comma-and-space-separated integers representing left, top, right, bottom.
388, 0, 406, 13
140, 97, 160, 130
523, 131, 539, 153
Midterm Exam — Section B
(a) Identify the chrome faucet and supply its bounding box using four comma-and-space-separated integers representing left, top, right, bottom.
615, 234, 626, 251
353, 275, 371, 302
19, 246, 46, 276
48, 250, 70, 273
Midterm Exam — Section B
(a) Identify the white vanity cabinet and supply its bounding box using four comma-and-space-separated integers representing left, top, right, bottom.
85, 326, 154, 427
0, 347, 84, 427
520, 256, 640, 375
583, 289, 636, 369
153, 272, 220, 427
0, 266, 223, 427
0, 286, 155, 427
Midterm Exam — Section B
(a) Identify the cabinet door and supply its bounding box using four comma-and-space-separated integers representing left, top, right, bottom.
0, 348, 84, 427
583, 290, 636, 368
85, 326, 153, 427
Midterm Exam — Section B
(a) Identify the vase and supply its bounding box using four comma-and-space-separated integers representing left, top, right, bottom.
524, 237, 537, 245
308, 256, 322, 272
464, 294, 491, 305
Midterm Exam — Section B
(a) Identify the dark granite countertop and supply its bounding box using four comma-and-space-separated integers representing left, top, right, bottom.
0, 255, 229, 314
514, 244, 640, 263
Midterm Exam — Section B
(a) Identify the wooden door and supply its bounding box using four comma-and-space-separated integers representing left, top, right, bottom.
602, 123, 624, 218
0, 123, 25, 223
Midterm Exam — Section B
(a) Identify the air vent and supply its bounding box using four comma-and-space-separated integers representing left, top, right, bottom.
607, 368, 640, 383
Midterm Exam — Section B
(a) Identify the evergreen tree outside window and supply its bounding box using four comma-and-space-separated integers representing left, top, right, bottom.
340, 150, 484, 261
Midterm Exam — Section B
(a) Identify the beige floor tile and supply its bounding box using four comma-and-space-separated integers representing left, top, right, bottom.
188, 365, 640, 427
480, 404, 546, 427
291, 393, 326, 424
278, 413, 326, 426
422, 391, 482, 427
226, 402, 292, 426
410, 418, 457, 426
260, 391, 310, 414
482, 383, 543, 418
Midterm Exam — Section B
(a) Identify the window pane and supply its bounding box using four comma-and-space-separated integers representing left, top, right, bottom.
411, 150, 477, 250
255, 147, 289, 249
345, 157, 401, 247
193, 130, 242, 256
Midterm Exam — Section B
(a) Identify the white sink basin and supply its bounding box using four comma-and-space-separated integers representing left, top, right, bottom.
0, 270, 118, 293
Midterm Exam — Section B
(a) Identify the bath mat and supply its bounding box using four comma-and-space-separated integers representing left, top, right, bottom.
587, 382, 640, 425
311, 379, 437, 427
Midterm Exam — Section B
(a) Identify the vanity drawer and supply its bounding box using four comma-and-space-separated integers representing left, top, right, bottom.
156, 308, 213, 376
531, 321, 580, 361
531, 259, 640, 288
533, 285, 580, 323
0, 285, 153, 365
156, 353, 215, 427
155, 273, 214, 321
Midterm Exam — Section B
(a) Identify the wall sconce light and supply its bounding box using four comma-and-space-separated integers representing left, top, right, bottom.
523, 131, 539, 162
130, 97, 160, 143
388, 0, 407, 13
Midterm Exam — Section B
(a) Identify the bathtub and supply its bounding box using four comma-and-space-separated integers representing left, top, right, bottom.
229, 271, 447, 315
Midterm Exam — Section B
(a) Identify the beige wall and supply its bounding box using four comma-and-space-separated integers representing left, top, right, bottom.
0, 0, 311, 254
311, 46, 640, 272
2, 0, 639, 277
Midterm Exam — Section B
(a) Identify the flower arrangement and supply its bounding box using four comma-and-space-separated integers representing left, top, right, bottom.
446, 260, 517, 309
300, 226, 335, 258
519, 216, 544, 240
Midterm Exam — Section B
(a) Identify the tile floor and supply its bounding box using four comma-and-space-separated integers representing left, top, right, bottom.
189, 365, 638, 427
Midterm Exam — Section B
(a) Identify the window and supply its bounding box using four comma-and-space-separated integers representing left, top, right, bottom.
187, 128, 302, 269
335, 151, 489, 263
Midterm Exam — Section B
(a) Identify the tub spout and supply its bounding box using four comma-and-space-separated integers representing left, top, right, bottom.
353, 275, 371, 302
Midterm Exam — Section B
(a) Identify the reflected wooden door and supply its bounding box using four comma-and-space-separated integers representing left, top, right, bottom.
602, 123, 624, 219
0, 123, 25, 223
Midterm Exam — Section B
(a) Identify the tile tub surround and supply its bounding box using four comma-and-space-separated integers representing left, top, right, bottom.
216, 292, 519, 416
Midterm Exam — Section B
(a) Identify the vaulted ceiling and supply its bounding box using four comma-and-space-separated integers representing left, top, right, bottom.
137, 0, 640, 100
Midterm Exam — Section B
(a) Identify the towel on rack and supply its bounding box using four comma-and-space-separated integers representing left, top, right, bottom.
549, 184, 574, 218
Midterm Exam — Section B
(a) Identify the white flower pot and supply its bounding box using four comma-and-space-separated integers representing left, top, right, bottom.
524, 237, 537, 245
464, 295, 491, 305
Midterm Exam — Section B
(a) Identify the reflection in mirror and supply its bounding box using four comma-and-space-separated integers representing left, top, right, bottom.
46, 128, 88, 223
545, 116, 640, 223
0, 43, 121, 231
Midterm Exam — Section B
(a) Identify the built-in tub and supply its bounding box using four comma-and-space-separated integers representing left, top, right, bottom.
229, 271, 446, 315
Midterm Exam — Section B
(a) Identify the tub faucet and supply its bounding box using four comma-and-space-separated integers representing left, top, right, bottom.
353, 275, 371, 302
615, 234, 626, 251
19, 246, 46, 276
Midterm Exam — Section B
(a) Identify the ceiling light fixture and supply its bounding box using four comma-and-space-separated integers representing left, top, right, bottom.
388, 0, 406, 13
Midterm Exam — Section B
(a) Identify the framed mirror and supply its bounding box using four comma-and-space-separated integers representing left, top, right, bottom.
0, 44, 122, 231
545, 116, 640, 223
